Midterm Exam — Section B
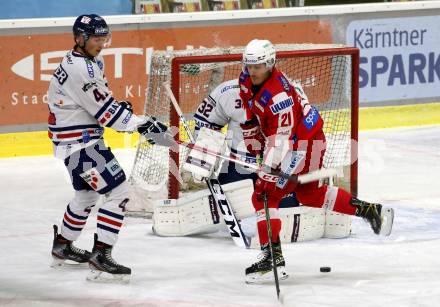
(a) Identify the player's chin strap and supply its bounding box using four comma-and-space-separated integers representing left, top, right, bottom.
74, 34, 94, 59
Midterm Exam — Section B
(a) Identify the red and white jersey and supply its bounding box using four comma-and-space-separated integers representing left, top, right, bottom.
47, 50, 145, 159
239, 67, 323, 168
193, 79, 257, 164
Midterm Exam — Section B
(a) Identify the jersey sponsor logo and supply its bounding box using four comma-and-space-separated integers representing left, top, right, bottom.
122, 112, 132, 124
97, 60, 104, 71
270, 97, 293, 114
220, 84, 239, 93
66, 53, 73, 64
259, 89, 272, 106
54, 65, 68, 85
82, 130, 91, 143
276, 151, 305, 189
303, 106, 319, 130
106, 158, 122, 177
82, 81, 97, 92
239, 71, 249, 83
94, 127, 104, 135
85, 60, 94, 78
277, 75, 291, 92
80, 168, 108, 191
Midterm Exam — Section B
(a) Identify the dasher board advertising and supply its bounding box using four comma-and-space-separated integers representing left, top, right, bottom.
347, 16, 440, 103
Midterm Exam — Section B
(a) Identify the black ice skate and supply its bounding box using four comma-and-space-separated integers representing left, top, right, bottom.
87, 234, 131, 283
51, 225, 91, 268
245, 241, 288, 284
352, 198, 394, 236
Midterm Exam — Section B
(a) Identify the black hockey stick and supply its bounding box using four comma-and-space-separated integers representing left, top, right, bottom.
263, 192, 281, 300
164, 82, 249, 248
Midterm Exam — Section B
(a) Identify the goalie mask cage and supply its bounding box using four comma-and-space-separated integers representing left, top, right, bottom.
128, 44, 359, 215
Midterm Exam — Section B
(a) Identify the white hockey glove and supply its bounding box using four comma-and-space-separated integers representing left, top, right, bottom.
137, 116, 175, 147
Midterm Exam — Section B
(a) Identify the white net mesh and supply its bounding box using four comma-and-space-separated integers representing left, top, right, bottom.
128, 44, 356, 216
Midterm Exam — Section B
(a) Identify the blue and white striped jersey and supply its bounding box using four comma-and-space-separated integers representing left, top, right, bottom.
47, 50, 144, 158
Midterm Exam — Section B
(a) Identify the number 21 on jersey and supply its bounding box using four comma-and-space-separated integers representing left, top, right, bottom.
280, 110, 293, 128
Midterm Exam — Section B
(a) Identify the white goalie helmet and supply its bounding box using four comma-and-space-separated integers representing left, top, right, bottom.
242, 39, 276, 70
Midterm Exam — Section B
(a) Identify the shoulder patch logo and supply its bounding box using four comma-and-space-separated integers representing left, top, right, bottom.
220, 84, 239, 93
259, 89, 272, 106
85, 59, 94, 78
270, 97, 293, 114
97, 60, 104, 71
277, 76, 291, 92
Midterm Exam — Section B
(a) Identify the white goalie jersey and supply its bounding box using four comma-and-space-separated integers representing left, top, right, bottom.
193, 79, 256, 164
47, 50, 145, 159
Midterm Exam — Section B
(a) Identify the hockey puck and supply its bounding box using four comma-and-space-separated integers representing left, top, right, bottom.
320, 266, 331, 273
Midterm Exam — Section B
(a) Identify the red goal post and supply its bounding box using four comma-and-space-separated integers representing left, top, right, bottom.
128, 45, 359, 216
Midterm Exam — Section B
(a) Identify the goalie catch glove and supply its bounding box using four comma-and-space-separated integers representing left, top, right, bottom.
137, 116, 175, 147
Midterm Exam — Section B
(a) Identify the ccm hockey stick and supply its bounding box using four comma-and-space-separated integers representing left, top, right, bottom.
164, 82, 250, 248
262, 193, 281, 301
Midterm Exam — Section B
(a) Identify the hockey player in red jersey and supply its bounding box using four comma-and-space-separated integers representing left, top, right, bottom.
239, 39, 394, 283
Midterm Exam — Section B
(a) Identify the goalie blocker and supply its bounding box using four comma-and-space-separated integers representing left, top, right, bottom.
152, 179, 352, 245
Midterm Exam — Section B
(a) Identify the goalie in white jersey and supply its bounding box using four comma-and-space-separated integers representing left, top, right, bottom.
48, 14, 173, 282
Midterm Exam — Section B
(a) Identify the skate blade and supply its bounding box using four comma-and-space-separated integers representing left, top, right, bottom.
245, 267, 288, 284
86, 269, 130, 284
380, 207, 394, 236
50, 257, 89, 269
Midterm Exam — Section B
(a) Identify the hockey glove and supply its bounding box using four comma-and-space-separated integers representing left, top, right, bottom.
137, 116, 175, 147
252, 168, 299, 207
240, 117, 265, 158
119, 100, 133, 112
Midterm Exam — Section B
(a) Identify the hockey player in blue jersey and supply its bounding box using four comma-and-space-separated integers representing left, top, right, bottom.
48, 14, 173, 282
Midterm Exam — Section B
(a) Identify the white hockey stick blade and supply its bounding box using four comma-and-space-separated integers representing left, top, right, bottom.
380, 207, 394, 236
297, 168, 340, 184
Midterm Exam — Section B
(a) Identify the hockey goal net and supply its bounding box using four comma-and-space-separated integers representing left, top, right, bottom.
128, 44, 359, 216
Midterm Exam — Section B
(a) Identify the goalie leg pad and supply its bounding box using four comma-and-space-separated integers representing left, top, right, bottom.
324, 211, 352, 238
153, 190, 222, 236
153, 179, 255, 237
250, 206, 326, 248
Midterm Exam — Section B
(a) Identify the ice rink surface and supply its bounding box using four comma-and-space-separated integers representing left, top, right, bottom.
1, 125, 440, 307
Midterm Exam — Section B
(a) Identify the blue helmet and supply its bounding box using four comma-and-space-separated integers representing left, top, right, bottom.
73, 14, 109, 39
